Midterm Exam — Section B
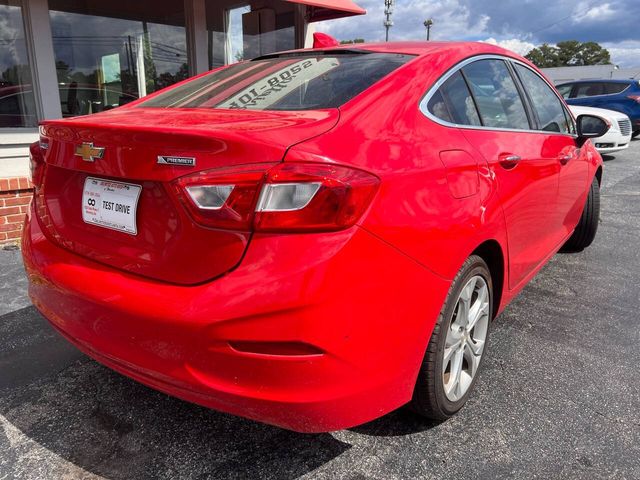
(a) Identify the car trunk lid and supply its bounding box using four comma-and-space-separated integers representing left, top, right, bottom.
37, 107, 339, 284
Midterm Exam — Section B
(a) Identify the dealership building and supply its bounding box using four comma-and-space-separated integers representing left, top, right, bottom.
542, 65, 640, 84
0, 0, 364, 243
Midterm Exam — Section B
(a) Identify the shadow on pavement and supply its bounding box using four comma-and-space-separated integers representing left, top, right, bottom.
349, 408, 439, 437
0, 306, 350, 479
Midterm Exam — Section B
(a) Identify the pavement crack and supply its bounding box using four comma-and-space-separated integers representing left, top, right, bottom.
558, 395, 640, 430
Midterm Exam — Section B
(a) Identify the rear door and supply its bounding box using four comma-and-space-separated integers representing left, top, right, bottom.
454, 58, 565, 289
511, 62, 588, 238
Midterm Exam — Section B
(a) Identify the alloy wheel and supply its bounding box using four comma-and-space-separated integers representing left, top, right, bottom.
442, 275, 490, 402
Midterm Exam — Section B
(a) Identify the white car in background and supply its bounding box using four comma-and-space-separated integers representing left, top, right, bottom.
569, 105, 632, 155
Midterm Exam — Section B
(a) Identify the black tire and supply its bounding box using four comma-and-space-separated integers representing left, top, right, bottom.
632, 130, 639, 139
561, 176, 600, 252
409, 255, 493, 421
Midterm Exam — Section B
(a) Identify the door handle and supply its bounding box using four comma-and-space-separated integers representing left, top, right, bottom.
559, 153, 573, 165
499, 154, 521, 169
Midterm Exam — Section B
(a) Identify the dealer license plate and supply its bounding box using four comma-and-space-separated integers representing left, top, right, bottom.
82, 177, 141, 235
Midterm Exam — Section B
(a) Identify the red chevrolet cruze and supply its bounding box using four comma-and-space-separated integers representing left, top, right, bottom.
23, 41, 606, 432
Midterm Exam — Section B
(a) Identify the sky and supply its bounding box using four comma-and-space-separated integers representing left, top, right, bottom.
317, 0, 640, 67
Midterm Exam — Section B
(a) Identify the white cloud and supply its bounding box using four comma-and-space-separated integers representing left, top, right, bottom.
313, 0, 640, 68
574, 2, 616, 22
0, 10, 23, 74
602, 40, 640, 68
483, 37, 536, 56
316, 0, 489, 43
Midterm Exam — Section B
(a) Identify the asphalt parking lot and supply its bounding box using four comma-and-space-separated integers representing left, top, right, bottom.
1, 140, 639, 480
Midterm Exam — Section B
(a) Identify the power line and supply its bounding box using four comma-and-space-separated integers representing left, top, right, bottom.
530, 1, 600, 36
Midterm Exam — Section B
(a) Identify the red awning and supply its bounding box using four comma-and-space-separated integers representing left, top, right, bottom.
285, 0, 366, 22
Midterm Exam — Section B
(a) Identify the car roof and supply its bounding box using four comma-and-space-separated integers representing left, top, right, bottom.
255, 41, 526, 61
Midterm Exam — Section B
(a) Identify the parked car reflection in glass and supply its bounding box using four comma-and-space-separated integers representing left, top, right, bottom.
0, 84, 137, 127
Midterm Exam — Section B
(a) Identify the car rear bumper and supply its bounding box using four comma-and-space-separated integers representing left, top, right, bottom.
23, 205, 450, 432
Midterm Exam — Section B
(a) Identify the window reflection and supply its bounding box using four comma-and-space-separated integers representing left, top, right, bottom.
48, 0, 189, 117
0, 0, 37, 128
463, 60, 530, 130
206, 1, 295, 69
514, 65, 571, 134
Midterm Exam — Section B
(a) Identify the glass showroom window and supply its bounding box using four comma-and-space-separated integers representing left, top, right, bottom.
0, 0, 37, 128
48, 0, 189, 118
206, 0, 296, 68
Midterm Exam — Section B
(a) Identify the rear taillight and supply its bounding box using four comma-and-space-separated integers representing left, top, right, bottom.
173, 163, 272, 230
627, 95, 640, 104
173, 162, 379, 232
29, 141, 46, 189
254, 163, 379, 232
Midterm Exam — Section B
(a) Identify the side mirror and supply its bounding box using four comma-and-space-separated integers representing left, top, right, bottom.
576, 114, 610, 139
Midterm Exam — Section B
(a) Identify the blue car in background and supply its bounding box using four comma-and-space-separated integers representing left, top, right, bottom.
556, 79, 640, 137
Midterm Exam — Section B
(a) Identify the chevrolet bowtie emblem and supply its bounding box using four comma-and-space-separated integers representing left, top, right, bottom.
75, 142, 105, 162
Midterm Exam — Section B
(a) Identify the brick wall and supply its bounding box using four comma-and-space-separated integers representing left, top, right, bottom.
0, 177, 33, 245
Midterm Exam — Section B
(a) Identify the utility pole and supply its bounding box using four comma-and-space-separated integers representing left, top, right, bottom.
424, 18, 433, 41
384, 0, 394, 42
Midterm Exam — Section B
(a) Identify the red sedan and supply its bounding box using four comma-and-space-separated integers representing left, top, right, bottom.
23, 41, 606, 432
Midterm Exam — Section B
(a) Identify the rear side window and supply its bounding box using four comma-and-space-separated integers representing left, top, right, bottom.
556, 83, 573, 99
140, 53, 414, 111
575, 82, 604, 97
461, 59, 530, 130
603, 82, 629, 94
515, 64, 572, 134
574, 82, 629, 97
426, 71, 481, 126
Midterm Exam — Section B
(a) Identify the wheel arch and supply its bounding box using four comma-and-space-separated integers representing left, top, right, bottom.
595, 165, 603, 186
471, 240, 505, 320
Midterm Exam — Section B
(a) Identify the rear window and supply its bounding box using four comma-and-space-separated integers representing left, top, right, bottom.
426, 71, 481, 126
140, 53, 414, 111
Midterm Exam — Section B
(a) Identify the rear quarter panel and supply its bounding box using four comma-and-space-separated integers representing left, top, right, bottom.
286, 46, 510, 283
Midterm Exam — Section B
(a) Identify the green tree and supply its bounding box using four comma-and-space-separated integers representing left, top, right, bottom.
54, 60, 71, 83
525, 41, 611, 68
573, 41, 611, 65
1, 64, 32, 86
339, 38, 365, 44
525, 43, 561, 68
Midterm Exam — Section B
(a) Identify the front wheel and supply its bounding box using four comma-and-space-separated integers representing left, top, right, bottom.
410, 255, 492, 421
561, 176, 600, 252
